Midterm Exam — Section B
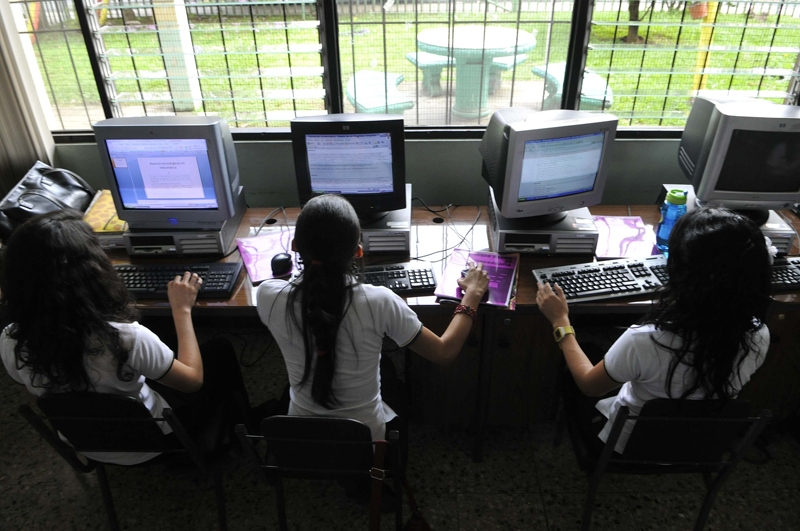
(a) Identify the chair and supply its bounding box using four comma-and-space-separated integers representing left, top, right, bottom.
19, 392, 228, 531
345, 70, 415, 114
531, 61, 613, 110
406, 51, 528, 97
236, 416, 403, 531
572, 399, 771, 531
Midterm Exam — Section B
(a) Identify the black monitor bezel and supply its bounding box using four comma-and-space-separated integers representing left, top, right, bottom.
290, 114, 407, 216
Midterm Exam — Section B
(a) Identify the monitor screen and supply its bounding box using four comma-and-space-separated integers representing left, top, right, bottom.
305, 132, 394, 195
93, 116, 241, 230
480, 108, 617, 221
679, 97, 800, 219
291, 114, 406, 219
105, 138, 219, 210
518, 132, 604, 202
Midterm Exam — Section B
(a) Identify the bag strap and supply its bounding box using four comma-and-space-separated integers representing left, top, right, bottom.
403, 476, 433, 531
40, 167, 95, 196
18, 189, 71, 211
369, 440, 388, 531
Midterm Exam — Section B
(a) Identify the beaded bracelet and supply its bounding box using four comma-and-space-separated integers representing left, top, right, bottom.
453, 304, 477, 322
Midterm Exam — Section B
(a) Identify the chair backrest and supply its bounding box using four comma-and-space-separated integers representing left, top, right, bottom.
260, 415, 376, 478
36, 392, 179, 453
617, 399, 768, 464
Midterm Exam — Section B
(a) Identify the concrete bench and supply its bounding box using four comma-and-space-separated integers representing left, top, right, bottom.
406, 52, 528, 97
531, 62, 613, 111
345, 71, 414, 114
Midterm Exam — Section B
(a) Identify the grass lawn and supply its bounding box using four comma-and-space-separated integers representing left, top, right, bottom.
26, 6, 799, 128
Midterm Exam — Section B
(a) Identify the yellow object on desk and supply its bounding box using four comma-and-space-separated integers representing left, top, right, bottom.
83, 190, 127, 233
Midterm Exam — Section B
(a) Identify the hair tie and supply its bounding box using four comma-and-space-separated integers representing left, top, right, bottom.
317, 349, 328, 357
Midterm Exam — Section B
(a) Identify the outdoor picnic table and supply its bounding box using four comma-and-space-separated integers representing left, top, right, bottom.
416, 25, 536, 118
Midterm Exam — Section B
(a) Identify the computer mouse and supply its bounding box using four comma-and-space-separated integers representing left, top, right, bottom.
271, 253, 293, 278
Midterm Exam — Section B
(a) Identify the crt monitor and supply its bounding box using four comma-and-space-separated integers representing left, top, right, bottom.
480, 108, 618, 222
290, 114, 406, 220
93, 116, 241, 231
678, 96, 800, 225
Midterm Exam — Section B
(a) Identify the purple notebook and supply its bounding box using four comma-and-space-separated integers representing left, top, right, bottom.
236, 228, 296, 285
592, 216, 658, 259
434, 249, 519, 307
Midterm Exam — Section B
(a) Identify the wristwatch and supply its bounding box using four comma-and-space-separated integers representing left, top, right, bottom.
553, 326, 575, 343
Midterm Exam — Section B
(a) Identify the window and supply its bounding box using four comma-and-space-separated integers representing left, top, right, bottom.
9, 0, 800, 132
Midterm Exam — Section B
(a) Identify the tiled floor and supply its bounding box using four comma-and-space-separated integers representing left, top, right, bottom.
2, 325, 799, 530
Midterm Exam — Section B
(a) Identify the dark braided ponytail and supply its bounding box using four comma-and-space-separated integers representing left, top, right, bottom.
287, 195, 361, 408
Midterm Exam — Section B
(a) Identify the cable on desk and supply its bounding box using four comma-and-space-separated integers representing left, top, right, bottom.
412, 196, 458, 215
412, 207, 483, 263
254, 207, 289, 237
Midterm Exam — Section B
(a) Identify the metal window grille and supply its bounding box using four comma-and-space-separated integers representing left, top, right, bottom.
9, 0, 800, 131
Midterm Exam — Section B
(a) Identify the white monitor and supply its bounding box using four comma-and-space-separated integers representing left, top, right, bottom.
480, 108, 618, 222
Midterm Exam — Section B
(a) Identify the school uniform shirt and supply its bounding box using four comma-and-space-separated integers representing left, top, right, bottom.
596, 323, 769, 454
1, 322, 175, 465
257, 279, 423, 441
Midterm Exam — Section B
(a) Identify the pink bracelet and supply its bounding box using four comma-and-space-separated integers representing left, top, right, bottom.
453, 304, 477, 322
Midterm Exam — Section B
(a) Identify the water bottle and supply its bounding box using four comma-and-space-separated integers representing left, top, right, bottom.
656, 189, 688, 255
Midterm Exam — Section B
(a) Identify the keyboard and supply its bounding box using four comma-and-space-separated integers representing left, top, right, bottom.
534, 255, 800, 304
360, 261, 437, 295
114, 262, 244, 299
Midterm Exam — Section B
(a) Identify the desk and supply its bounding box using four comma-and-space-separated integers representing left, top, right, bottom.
416, 26, 536, 119
117, 205, 800, 460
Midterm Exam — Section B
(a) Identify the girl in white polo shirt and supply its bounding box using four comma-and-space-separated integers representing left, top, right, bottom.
536, 207, 771, 456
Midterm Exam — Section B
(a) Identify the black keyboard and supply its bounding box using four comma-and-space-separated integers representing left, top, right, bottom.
360, 262, 437, 295
534, 255, 800, 303
114, 262, 243, 299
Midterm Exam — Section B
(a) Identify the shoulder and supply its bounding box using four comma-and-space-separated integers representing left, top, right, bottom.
256, 279, 293, 300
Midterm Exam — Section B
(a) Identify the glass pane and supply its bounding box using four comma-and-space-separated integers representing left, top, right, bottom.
588, 0, 800, 127
338, 0, 575, 126
10, 0, 104, 131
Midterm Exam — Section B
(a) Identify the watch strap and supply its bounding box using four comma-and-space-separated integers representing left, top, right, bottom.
553, 326, 575, 343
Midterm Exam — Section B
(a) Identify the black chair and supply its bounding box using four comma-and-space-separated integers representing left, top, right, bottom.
574, 399, 771, 531
18, 392, 228, 531
236, 415, 403, 531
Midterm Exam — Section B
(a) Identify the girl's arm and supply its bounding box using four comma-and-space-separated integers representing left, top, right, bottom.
408, 264, 490, 366
536, 281, 621, 397
155, 272, 204, 393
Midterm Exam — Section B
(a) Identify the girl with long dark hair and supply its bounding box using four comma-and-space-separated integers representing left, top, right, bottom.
536, 207, 771, 453
1, 209, 252, 464
256, 195, 489, 443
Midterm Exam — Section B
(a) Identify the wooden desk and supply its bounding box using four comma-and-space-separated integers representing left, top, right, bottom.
116, 206, 800, 460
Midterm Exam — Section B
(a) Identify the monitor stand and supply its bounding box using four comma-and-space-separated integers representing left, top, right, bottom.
123, 188, 246, 257
360, 183, 412, 254
488, 189, 599, 255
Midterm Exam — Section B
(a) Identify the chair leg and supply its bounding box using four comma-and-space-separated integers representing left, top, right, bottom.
275, 475, 289, 531
95, 463, 120, 531
213, 468, 227, 531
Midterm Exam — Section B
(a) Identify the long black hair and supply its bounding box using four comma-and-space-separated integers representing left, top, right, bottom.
287, 195, 361, 408
0, 209, 139, 391
642, 207, 771, 399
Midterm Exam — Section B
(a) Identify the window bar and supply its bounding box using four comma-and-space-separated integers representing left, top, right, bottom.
727, 5, 752, 94
154, 25, 177, 115
320, 0, 342, 113
186, 9, 209, 119
280, 4, 298, 123
74, 0, 113, 118
445, 0, 457, 125
564, 0, 593, 111
62, 3, 95, 125
247, 5, 268, 127
477, 0, 491, 123
216, 6, 239, 126
756, 4, 786, 97
605, 1, 625, 119
411, 0, 420, 124
122, 7, 147, 116
660, 7, 690, 125
539, 1, 558, 109
630, 1, 659, 122
506, 0, 525, 109
381, 1, 389, 114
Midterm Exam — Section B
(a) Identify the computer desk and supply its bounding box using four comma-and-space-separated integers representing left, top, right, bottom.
116, 205, 800, 462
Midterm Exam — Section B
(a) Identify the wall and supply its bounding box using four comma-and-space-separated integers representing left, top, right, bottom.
53, 138, 690, 207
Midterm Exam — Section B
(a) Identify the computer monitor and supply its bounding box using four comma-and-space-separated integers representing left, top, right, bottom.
678, 96, 800, 225
480, 108, 618, 223
93, 116, 242, 231
290, 114, 406, 221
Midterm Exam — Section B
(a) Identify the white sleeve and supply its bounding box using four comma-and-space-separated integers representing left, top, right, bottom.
378, 289, 423, 347
123, 324, 176, 380
602, 327, 643, 384
1, 328, 25, 385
